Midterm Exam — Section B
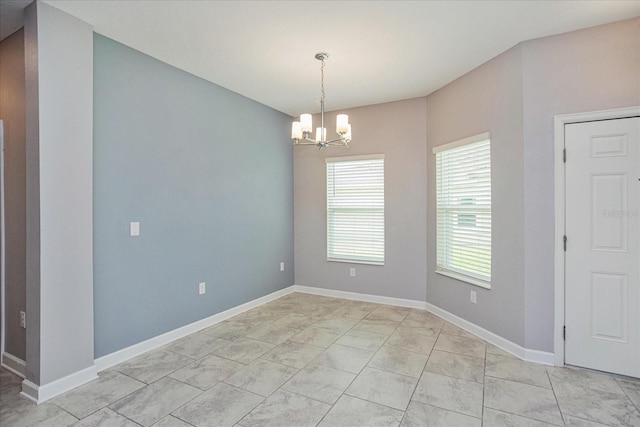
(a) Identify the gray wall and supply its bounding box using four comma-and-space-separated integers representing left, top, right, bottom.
0, 28, 26, 361
295, 18, 638, 354
93, 35, 294, 357
426, 18, 638, 352
25, 1, 95, 384
294, 98, 428, 301
521, 17, 640, 351
426, 46, 526, 346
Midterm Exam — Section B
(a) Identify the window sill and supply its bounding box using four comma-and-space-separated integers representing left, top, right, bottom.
327, 258, 384, 266
435, 268, 491, 289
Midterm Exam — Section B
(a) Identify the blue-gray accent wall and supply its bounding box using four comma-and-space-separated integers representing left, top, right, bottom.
93, 34, 294, 357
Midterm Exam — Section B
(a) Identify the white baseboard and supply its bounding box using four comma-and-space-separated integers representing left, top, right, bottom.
21, 364, 98, 404
95, 285, 295, 372
1, 352, 26, 377
293, 285, 427, 310
294, 284, 555, 366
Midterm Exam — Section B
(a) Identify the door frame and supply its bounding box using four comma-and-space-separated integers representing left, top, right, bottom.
553, 106, 640, 367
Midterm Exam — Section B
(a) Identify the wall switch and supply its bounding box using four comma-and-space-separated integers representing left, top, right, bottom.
20, 311, 26, 328
349, 268, 356, 277
280, 262, 285, 272
199, 282, 206, 295
130, 222, 140, 236
470, 290, 477, 304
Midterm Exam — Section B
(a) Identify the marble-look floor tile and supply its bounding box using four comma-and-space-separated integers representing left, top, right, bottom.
385, 327, 437, 354
482, 408, 557, 426
169, 354, 244, 390
413, 372, 483, 418
621, 384, 640, 408
329, 303, 377, 320
289, 327, 343, 348
335, 329, 388, 351
234, 308, 285, 325
211, 337, 276, 364
439, 322, 478, 339
485, 353, 550, 388
245, 324, 299, 345
366, 305, 410, 322
368, 346, 429, 378
424, 350, 485, 383
0, 401, 78, 427
552, 380, 640, 426
52, 370, 145, 418
486, 344, 517, 358
163, 333, 229, 360
547, 366, 625, 395
152, 415, 193, 427
484, 377, 563, 425
318, 395, 404, 427
238, 390, 330, 427
282, 364, 355, 404
260, 340, 324, 368
345, 367, 417, 411
353, 318, 400, 336
152, 415, 194, 426
224, 359, 298, 397
311, 317, 359, 334
401, 311, 445, 331
401, 401, 481, 427
433, 334, 485, 359
110, 377, 201, 427
201, 320, 257, 341
114, 350, 194, 384
271, 313, 317, 329
563, 415, 612, 426
73, 408, 138, 427
171, 382, 263, 427
311, 344, 375, 374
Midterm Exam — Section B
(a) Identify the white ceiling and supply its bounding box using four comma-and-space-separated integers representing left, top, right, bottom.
2, 1, 638, 116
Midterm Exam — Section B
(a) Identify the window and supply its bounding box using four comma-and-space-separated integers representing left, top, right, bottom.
434, 132, 491, 288
326, 155, 384, 265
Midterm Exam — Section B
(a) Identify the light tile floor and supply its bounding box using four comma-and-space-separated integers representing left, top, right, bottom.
2, 292, 639, 426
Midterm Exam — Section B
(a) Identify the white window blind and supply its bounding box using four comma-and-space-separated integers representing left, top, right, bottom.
434, 133, 491, 287
326, 155, 384, 265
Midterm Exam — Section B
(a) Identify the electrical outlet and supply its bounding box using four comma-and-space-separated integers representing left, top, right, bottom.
349, 268, 356, 277
130, 221, 140, 236
280, 262, 285, 272
470, 290, 477, 304
20, 311, 26, 328
199, 282, 206, 295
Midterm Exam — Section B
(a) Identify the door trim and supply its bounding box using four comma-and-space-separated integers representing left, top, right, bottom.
553, 106, 640, 367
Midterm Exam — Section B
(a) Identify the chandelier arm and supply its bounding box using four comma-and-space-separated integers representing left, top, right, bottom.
325, 137, 348, 144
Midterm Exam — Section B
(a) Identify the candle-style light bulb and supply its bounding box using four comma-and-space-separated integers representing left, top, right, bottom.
345, 124, 352, 141
291, 122, 302, 140
300, 114, 312, 133
336, 114, 349, 134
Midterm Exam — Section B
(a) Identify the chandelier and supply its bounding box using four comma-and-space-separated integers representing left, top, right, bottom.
291, 53, 351, 148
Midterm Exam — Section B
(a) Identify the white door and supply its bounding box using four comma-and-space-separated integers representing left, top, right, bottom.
565, 116, 640, 377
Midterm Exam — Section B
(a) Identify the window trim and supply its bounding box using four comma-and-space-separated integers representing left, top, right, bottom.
325, 154, 385, 266
433, 132, 491, 289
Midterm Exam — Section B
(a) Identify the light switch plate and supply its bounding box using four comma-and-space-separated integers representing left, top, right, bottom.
130, 222, 140, 236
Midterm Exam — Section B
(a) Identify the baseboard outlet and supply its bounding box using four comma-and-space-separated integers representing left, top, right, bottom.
1, 352, 26, 378
94, 285, 295, 372
21, 364, 98, 404
294, 284, 555, 366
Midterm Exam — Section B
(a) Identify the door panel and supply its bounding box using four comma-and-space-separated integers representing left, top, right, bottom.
565, 117, 639, 377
